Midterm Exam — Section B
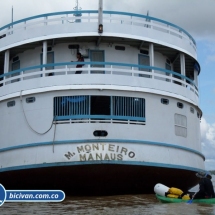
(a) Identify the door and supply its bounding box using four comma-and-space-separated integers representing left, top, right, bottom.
40, 51, 54, 76
138, 54, 151, 78
11, 59, 20, 82
90, 50, 105, 74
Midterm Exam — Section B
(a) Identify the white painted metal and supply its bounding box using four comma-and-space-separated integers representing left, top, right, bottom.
98, 0, 103, 25
180, 53, 185, 76
4, 49, 10, 74
42, 41, 47, 71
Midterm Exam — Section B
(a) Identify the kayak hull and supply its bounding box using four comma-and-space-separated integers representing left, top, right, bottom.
156, 194, 215, 204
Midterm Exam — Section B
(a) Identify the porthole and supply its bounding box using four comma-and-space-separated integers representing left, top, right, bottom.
161, 98, 169, 105
0, 34, 6, 39
26, 97, 36, 103
7, 101, 15, 107
177, 102, 183, 109
93, 130, 108, 137
190, 107, 194, 114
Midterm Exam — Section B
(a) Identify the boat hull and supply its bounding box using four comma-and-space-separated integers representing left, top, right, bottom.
156, 194, 215, 204
0, 164, 199, 195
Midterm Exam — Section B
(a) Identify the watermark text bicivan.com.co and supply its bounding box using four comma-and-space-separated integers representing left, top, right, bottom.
8, 192, 60, 200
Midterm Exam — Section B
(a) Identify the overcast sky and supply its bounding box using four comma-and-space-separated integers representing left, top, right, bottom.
0, 0, 215, 170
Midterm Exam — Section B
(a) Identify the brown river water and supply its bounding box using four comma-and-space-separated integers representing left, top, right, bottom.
1, 194, 215, 215
1, 176, 215, 214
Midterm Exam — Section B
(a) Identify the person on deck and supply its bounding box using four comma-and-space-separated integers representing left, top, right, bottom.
72, 52, 84, 74
193, 171, 215, 199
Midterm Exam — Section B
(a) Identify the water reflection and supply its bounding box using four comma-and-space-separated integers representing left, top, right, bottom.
1, 194, 215, 215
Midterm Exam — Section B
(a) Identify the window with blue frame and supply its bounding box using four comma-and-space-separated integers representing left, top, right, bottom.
54, 96, 145, 122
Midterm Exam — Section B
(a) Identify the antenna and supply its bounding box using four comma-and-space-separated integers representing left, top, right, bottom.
73, 0, 82, 23
98, 0, 103, 33
12, 6, 13, 23
11, 6, 14, 32
145, 10, 150, 28
73, 0, 82, 11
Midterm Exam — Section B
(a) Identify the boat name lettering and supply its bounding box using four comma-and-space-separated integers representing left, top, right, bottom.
64, 143, 135, 161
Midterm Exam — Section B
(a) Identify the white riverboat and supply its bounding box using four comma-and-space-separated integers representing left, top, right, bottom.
0, 1, 204, 194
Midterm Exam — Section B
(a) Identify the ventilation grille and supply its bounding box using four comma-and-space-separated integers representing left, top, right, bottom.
175, 114, 187, 137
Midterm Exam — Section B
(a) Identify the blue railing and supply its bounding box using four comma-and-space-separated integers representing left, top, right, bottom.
0, 10, 196, 47
55, 115, 146, 122
103, 11, 196, 46
0, 10, 98, 31
0, 61, 197, 90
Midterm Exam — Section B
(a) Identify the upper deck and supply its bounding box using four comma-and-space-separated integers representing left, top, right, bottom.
0, 10, 196, 58
0, 10, 200, 107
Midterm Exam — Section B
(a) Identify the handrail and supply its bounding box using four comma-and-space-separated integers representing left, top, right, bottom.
0, 10, 196, 46
0, 61, 197, 89
103, 11, 196, 46
55, 115, 146, 122
0, 10, 98, 31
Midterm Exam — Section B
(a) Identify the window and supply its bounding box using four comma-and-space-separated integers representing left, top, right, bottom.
68, 44, 79, 49
165, 63, 171, 70
12, 61, 20, 71
177, 102, 184, 109
13, 56, 19, 62
174, 114, 187, 137
140, 50, 149, 55
54, 96, 89, 116
26, 97, 36, 103
161, 98, 169, 105
115, 46, 125, 51
138, 53, 150, 78
190, 107, 194, 114
54, 96, 145, 122
7, 101, 15, 107
112, 97, 145, 118
166, 59, 171, 65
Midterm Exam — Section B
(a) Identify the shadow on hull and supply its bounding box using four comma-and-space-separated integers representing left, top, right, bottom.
0, 164, 199, 196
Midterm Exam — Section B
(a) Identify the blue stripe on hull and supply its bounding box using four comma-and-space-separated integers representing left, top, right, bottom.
0, 160, 202, 173
0, 139, 205, 159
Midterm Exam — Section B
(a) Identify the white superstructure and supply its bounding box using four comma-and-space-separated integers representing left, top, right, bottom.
0, 2, 204, 194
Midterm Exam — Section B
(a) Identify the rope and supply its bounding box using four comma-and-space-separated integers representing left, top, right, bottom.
52, 122, 57, 153
20, 90, 55, 135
